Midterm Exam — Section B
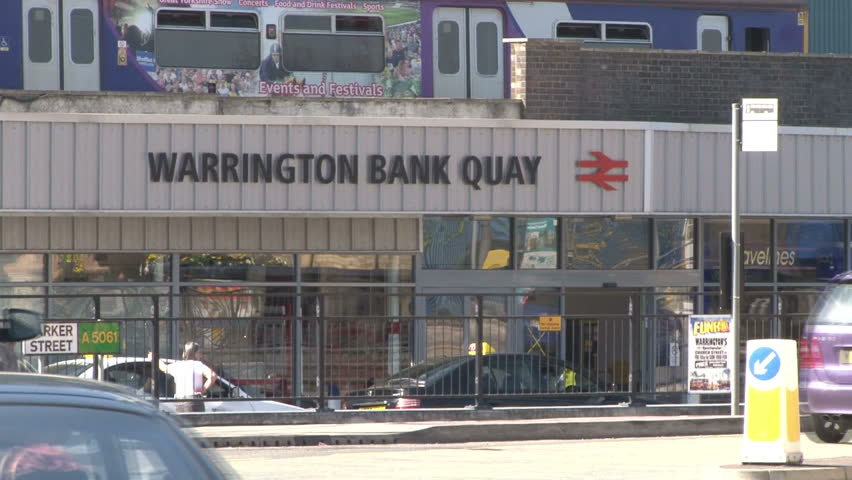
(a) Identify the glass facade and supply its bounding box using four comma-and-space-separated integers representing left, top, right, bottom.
564, 218, 650, 269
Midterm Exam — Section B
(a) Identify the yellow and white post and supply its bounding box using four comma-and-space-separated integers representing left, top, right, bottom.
742, 339, 803, 464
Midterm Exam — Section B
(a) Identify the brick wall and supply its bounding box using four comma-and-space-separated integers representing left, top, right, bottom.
512, 39, 852, 127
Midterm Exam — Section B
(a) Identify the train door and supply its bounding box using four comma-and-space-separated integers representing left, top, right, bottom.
22, 0, 99, 91
432, 7, 503, 99
697, 15, 729, 51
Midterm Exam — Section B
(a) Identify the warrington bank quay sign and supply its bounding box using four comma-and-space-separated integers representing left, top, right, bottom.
147, 152, 543, 190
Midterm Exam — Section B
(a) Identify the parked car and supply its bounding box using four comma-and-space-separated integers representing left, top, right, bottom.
44, 357, 305, 413
801, 271, 852, 443
344, 353, 617, 409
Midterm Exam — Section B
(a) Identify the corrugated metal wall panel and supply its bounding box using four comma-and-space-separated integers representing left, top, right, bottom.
0, 217, 418, 252
809, 0, 852, 54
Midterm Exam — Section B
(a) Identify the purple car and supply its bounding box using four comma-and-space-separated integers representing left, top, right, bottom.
800, 271, 852, 443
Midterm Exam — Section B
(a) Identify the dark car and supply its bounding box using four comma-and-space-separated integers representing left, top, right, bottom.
0, 309, 238, 479
344, 353, 613, 410
0, 374, 238, 479
801, 270, 852, 443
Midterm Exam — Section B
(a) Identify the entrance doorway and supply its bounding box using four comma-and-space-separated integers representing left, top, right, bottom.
563, 289, 635, 392
432, 7, 504, 99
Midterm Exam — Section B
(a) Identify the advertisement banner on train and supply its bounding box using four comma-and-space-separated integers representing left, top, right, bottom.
103, 0, 420, 98
687, 314, 733, 393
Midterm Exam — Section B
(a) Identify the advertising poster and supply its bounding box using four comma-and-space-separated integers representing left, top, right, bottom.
687, 314, 733, 393
519, 218, 558, 269
103, 0, 421, 98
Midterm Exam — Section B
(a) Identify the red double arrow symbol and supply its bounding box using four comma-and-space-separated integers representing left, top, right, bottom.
576, 151, 628, 191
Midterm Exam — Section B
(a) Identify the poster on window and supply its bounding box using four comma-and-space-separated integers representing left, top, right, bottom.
687, 314, 733, 393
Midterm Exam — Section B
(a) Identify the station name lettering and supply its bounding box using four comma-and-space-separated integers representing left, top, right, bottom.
147, 152, 542, 190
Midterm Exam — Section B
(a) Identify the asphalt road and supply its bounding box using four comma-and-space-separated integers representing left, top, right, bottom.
215, 435, 852, 480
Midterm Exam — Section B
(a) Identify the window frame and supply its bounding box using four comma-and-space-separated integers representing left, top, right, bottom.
554, 21, 653, 47
154, 8, 261, 69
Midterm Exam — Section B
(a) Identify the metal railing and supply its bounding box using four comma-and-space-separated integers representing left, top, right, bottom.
16, 289, 822, 410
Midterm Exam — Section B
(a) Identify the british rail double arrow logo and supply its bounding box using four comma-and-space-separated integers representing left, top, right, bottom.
576, 151, 629, 191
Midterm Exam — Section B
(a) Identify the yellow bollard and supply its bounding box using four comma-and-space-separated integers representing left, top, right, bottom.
742, 339, 802, 464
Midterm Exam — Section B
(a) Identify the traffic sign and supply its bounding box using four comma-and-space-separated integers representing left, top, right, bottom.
79, 322, 121, 354
748, 346, 780, 381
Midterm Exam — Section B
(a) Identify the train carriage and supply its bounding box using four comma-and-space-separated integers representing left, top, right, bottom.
0, 0, 806, 99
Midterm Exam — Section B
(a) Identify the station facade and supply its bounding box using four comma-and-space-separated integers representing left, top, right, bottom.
1, 110, 849, 397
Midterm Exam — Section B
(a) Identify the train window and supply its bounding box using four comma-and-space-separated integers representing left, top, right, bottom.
437, 21, 460, 74
70, 9, 94, 64
745, 27, 770, 52
211, 12, 258, 29
556, 23, 600, 40
605, 24, 650, 41
157, 10, 205, 28
284, 15, 331, 31
701, 30, 723, 51
336, 15, 383, 33
280, 14, 384, 73
476, 22, 498, 76
155, 10, 260, 69
27, 8, 52, 63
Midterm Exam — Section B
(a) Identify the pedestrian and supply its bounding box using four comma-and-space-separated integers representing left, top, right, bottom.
149, 341, 217, 413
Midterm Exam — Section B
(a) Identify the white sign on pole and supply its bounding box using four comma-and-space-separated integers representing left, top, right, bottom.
741, 98, 778, 152
23, 323, 78, 355
687, 315, 733, 393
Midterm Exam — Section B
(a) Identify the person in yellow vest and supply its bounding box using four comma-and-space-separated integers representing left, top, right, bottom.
468, 341, 495, 356
562, 367, 577, 389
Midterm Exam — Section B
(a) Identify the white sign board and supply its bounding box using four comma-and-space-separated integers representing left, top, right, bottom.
687, 315, 733, 393
741, 98, 778, 152
23, 323, 78, 355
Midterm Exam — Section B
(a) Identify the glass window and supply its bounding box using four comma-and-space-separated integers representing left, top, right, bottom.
776, 220, 845, 283
423, 217, 472, 269
556, 23, 601, 39
157, 10, 205, 28
284, 14, 332, 31
301, 254, 412, 283
702, 219, 771, 283
0, 254, 46, 282
563, 218, 650, 269
155, 29, 260, 69
0, 406, 212, 479
701, 30, 722, 51
476, 22, 498, 75
779, 287, 823, 339
336, 15, 383, 33
69, 9, 94, 64
210, 12, 258, 29
606, 24, 650, 41
0, 287, 44, 317
475, 217, 512, 270
281, 33, 384, 72
437, 21, 459, 74
180, 254, 294, 282
656, 219, 695, 269
52, 254, 170, 282
28, 8, 52, 63
516, 218, 558, 269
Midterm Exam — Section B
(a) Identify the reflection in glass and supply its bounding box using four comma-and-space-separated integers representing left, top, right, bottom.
180, 254, 293, 282
703, 219, 771, 283
423, 217, 472, 269
0, 287, 45, 315
776, 220, 845, 283
301, 255, 412, 282
647, 289, 692, 395
0, 254, 46, 282
52, 254, 170, 282
301, 287, 414, 396
779, 287, 825, 340
50, 287, 169, 357
474, 217, 512, 270
563, 218, 649, 269
656, 219, 695, 269
516, 218, 558, 269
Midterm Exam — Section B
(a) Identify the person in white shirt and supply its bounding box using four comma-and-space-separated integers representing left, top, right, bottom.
152, 341, 217, 413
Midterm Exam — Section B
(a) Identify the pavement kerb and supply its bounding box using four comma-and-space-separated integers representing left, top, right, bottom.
700, 465, 852, 480
192, 414, 787, 448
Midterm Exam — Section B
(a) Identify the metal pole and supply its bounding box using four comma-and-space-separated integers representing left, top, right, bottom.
731, 102, 742, 416
474, 295, 484, 409
93, 296, 101, 381
152, 296, 160, 406
317, 295, 329, 411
